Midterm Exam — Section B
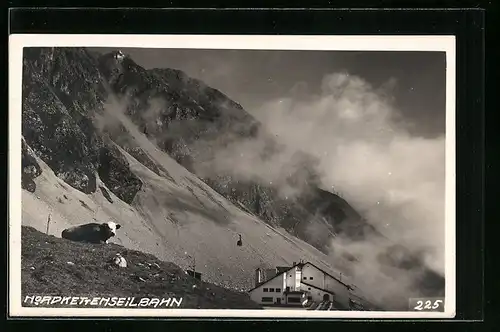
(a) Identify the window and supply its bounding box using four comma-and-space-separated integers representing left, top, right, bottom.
308, 287, 311, 290
269, 288, 274, 292
276, 288, 281, 292
263, 288, 268, 292
309, 277, 313, 280
289, 274, 292, 277
303, 277, 307, 280
261, 297, 273, 302
286, 287, 290, 292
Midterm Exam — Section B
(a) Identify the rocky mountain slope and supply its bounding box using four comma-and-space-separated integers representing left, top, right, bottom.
96, 49, 376, 249
20, 47, 444, 310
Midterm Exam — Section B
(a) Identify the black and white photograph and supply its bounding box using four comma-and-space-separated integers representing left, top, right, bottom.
9, 35, 456, 318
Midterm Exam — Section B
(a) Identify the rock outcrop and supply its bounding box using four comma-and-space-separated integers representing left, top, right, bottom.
22, 47, 143, 203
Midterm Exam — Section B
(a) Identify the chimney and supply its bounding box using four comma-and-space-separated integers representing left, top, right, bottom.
255, 268, 263, 287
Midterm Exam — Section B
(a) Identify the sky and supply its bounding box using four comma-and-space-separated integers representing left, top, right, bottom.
90, 48, 446, 138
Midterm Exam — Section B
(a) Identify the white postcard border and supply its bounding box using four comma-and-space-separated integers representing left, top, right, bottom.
8, 34, 456, 319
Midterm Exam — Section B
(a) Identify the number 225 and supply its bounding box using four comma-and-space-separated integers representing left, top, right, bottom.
414, 299, 443, 310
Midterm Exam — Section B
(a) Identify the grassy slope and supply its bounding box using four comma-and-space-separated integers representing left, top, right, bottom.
21, 226, 261, 309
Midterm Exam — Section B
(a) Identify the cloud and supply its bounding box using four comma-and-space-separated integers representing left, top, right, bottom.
188, 72, 445, 308
250, 73, 444, 265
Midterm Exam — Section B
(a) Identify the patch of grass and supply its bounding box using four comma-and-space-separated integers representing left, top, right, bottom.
21, 226, 262, 309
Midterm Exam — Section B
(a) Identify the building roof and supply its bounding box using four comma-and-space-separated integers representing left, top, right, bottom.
264, 268, 277, 279
248, 262, 303, 293
302, 262, 353, 290
301, 281, 336, 295
276, 266, 291, 273
247, 261, 353, 293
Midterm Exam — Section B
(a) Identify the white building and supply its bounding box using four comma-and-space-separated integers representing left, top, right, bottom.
299, 262, 352, 308
248, 261, 353, 309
